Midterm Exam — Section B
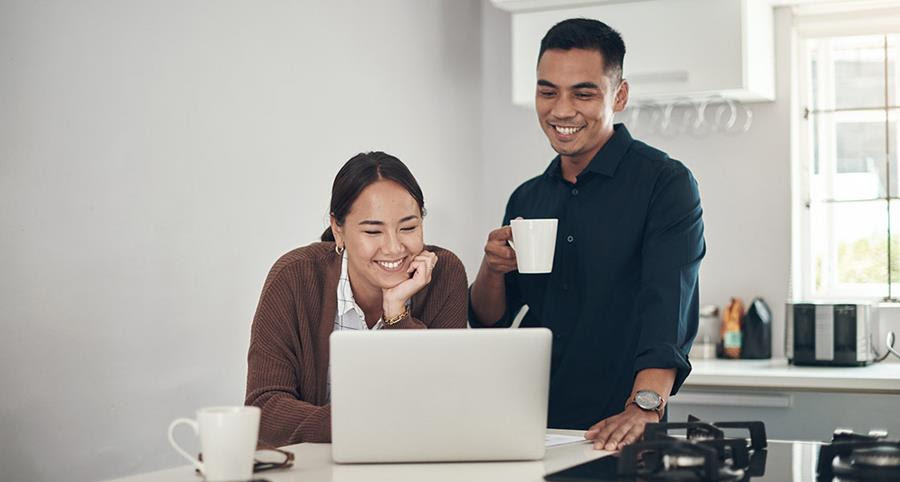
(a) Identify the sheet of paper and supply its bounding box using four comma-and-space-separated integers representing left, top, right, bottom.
545, 433, 587, 447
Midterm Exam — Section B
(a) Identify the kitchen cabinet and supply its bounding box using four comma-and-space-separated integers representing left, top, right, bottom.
669, 387, 900, 441
494, 0, 775, 105
670, 359, 900, 441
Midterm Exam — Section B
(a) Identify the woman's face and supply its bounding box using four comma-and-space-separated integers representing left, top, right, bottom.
332, 179, 424, 294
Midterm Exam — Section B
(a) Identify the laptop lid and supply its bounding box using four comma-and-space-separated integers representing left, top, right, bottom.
330, 328, 551, 463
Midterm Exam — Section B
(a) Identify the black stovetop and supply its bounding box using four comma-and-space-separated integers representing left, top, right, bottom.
545, 417, 900, 481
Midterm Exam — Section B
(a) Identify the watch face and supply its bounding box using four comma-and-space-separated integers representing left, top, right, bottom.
635, 390, 661, 410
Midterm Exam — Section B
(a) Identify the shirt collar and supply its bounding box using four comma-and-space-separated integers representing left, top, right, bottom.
336, 252, 364, 318
543, 123, 633, 180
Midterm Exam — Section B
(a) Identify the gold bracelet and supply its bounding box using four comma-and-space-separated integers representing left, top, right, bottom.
382, 307, 409, 326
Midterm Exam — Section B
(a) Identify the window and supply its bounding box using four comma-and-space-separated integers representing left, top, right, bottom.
796, 29, 899, 300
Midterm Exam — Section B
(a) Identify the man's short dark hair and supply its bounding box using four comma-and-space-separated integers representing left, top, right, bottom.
538, 18, 625, 81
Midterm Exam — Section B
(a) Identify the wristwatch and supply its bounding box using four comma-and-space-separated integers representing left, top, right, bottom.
629, 390, 665, 418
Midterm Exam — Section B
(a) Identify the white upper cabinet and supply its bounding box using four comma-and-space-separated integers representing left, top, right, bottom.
496, 0, 775, 106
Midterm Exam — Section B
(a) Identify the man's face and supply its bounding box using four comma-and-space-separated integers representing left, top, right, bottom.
535, 48, 628, 164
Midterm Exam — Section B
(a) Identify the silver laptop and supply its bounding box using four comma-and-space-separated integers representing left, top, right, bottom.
330, 328, 551, 463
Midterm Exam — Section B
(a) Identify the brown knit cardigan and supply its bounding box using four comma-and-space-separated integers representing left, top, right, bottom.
244, 242, 468, 446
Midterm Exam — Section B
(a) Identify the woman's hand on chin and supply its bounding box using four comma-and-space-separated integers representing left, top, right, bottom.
381, 250, 438, 317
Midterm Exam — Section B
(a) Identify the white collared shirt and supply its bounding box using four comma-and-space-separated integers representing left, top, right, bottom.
326, 252, 383, 402
334, 252, 384, 332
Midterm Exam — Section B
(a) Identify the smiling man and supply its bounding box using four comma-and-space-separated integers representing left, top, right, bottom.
469, 18, 706, 451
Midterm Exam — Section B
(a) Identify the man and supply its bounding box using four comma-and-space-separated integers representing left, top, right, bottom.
469, 18, 705, 451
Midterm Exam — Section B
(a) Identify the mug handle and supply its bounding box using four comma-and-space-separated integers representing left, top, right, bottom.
167, 418, 204, 474
507, 217, 522, 252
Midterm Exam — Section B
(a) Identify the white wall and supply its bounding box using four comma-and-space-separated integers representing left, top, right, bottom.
0, 1, 482, 481
4, 2, 892, 481
479, 3, 794, 358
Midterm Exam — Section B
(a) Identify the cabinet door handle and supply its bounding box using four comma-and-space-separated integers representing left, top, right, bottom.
669, 392, 792, 408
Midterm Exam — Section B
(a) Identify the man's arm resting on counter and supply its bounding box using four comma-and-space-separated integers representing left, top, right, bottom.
585, 368, 676, 451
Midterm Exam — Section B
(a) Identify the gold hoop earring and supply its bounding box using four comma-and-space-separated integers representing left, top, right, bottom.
335, 244, 345, 255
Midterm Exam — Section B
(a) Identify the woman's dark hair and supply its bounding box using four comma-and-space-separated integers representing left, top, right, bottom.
321, 151, 426, 242
538, 18, 626, 83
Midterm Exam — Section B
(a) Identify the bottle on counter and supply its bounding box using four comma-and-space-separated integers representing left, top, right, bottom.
718, 297, 745, 359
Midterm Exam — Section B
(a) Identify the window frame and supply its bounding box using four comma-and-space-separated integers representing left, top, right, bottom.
793, 8, 900, 302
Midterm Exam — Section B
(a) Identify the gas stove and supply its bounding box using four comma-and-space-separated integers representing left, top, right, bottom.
818, 428, 900, 481
545, 416, 899, 481
616, 415, 767, 481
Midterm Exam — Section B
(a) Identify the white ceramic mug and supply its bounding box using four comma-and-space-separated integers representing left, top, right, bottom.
168, 406, 260, 481
509, 218, 558, 274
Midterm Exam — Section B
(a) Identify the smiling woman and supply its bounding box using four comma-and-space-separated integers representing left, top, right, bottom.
244, 152, 468, 446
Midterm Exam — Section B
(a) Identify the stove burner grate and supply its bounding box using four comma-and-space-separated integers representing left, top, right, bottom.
818, 430, 900, 481
616, 416, 768, 481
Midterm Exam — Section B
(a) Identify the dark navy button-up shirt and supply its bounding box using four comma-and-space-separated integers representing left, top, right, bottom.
470, 124, 706, 429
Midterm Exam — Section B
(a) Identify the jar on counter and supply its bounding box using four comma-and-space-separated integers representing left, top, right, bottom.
689, 304, 720, 359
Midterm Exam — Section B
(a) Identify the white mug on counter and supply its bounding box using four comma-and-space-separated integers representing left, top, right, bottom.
168, 406, 260, 481
509, 218, 558, 274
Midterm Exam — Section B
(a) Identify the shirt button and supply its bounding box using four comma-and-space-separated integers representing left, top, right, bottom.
567, 235, 574, 243
562, 283, 569, 291
571, 188, 579, 196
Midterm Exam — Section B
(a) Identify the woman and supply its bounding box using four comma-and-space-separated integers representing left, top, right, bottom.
245, 151, 468, 446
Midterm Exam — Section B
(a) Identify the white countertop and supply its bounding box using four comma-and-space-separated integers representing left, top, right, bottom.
683, 359, 900, 393
104, 430, 607, 482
